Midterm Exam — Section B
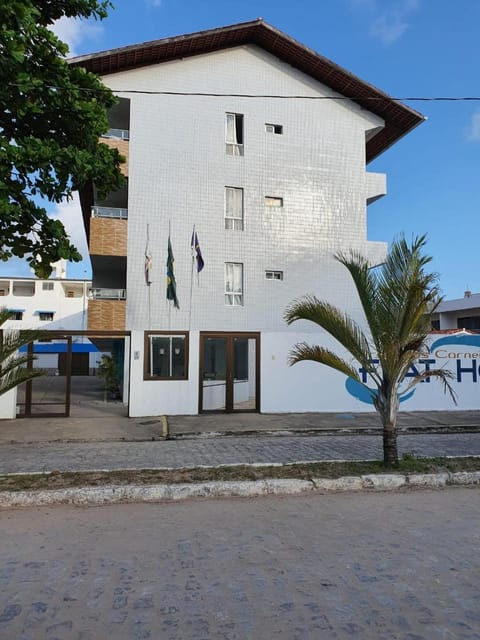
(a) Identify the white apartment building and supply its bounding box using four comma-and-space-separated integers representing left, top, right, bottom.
72, 20, 437, 416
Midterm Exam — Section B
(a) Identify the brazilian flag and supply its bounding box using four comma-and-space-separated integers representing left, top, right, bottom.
166, 236, 179, 309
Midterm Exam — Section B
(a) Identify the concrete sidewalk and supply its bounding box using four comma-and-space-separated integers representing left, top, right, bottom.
1, 410, 479, 445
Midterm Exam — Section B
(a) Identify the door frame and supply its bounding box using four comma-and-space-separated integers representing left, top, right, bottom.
198, 331, 261, 413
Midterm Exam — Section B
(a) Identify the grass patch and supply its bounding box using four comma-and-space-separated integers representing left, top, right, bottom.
0, 456, 479, 492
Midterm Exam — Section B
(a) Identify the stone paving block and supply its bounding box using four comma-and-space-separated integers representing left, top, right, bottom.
407, 473, 449, 488
361, 474, 407, 490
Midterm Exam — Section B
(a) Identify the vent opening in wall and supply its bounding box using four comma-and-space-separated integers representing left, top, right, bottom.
265, 196, 283, 207
265, 270, 283, 281
265, 123, 283, 134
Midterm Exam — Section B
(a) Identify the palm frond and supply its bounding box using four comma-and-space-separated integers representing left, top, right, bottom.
400, 368, 457, 404
284, 295, 374, 369
288, 343, 362, 382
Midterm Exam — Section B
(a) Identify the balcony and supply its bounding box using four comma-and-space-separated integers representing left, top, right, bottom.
88, 298, 126, 331
90, 288, 126, 300
101, 128, 129, 141
92, 206, 128, 219
366, 172, 387, 205
89, 216, 127, 256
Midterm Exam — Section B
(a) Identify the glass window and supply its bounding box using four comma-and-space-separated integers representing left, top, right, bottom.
42, 282, 54, 291
265, 270, 283, 280
265, 123, 283, 134
145, 332, 188, 379
39, 312, 54, 321
225, 187, 244, 230
225, 112, 244, 155
265, 196, 283, 207
225, 263, 243, 306
9, 311, 23, 321
457, 316, 480, 331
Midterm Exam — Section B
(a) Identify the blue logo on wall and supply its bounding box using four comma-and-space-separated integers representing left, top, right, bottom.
345, 333, 480, 405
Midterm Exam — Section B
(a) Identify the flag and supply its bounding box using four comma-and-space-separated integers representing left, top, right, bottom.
166, 236, 179, 309
145, 251, 153, 285
191, 230, 205, 273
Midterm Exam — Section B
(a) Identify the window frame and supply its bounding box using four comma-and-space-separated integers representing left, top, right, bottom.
225, 112, 244, 155
39, 312, 54, 321
224, 262, 244, 306
42, 282, 54, 291
10, 311, 23, 321
143, 331, 189, 381
265, 123, 283, 134
265, 270, 284, 281
224, 186, 244, 230
264, 196, 283, 207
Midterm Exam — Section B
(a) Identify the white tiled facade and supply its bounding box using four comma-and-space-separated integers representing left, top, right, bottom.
103, 46, 387, 334
80, 30, 436, 417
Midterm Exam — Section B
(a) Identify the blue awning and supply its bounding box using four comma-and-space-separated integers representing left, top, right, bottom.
7, 308, 25, 313
19, 343, 100, 353
34, 310, 55, 315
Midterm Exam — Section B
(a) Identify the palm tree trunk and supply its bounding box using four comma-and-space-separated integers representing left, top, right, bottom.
382, 420, 399, 467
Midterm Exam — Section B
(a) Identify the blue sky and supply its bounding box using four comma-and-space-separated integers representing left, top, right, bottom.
5, 0, 479, 299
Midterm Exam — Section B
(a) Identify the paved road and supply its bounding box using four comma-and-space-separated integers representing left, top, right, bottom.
0, 432, 480, 474
0, 488, 479, 639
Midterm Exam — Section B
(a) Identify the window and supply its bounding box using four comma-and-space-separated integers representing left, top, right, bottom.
9, 311, 23, 320
225, 112, 244, 155
225, 187, 244, 230
42, 282, 54, 291
265, 123, 283, 134
458, 316, 480, 331
144, 332, 189, 380
265, 196, 283, 207
39, 312, 54, 321
265, 270, 283, 281
225, 263, 243, 306
67, 291, 74, 298
430, 319, 440, 331
0, 290, 5, 296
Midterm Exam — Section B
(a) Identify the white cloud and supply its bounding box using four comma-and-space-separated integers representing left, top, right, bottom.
50, 193, 89, 261
467, 111, 480, 142
352, 0, 420, 45
50, 16, 103, 57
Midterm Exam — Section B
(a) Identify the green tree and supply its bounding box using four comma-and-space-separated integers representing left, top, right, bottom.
0, 308, 45, 395
284, 235, 456, 467
96, 353, 120, 401
0, 0, 124, 277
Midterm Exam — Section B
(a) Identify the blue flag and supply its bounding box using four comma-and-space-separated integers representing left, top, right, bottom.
191, 230, 205, 273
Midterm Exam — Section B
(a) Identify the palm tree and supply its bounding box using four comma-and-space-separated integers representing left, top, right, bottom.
0, 308, 45, 395
284, 235, 456, 467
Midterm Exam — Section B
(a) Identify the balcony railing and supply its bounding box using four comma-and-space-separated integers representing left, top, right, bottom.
89, 288, 126, 300
101, 128, 130, 141
91, 206, 128, 219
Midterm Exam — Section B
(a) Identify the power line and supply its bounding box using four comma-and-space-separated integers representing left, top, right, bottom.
7, 83, 480, 101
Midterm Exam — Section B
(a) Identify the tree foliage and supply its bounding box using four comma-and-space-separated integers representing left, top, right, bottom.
285, 235, 456, 466
0, 0, 124, 277
0, 308, 45, 395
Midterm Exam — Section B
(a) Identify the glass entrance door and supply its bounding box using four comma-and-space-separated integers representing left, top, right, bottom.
200, 333, 259, 412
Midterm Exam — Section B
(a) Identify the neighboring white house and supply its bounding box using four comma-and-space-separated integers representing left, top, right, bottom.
0, 261, 96, 375
73, 19, 474, 417
432, 292, 480, 331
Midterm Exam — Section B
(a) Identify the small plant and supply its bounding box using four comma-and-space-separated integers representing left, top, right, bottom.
96, 354, 120, 401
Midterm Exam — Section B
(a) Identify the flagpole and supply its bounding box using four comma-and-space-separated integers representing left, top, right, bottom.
146, 224, 152, 330
189, 224, 195, 331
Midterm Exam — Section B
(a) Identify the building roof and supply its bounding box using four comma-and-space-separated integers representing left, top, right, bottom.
70, 19, 424, 163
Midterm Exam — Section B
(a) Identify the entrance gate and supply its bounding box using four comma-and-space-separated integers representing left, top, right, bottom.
16, 330, 130, 418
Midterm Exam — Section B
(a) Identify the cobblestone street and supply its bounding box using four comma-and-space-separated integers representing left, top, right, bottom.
0, 488, 479, 639
0, 432, 479, 474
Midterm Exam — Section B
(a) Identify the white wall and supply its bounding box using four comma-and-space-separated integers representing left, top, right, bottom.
127, 329, 479, 417
103, 45, 386, 335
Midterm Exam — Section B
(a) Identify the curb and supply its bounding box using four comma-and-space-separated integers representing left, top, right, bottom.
1, 471, 479, 509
